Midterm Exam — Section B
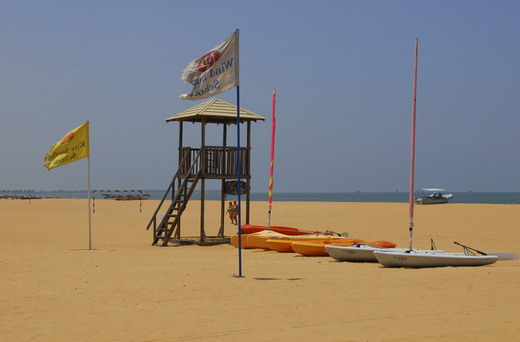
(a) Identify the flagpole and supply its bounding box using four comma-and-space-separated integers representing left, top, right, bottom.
408, 38, 419, 251
235, 29, 243, 277
267, 89, 276, 230
86, 121, 92, 250
88, 155, 92, 250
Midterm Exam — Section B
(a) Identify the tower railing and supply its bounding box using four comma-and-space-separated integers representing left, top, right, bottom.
179, 146, 250, 178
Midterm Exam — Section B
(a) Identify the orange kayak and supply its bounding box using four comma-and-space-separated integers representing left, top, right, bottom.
230, 234, 248, 248
367, 241, 397, 248
246, 232, 346, 250
291, 241, 338, 256
230, 230, 287, 249
230, 230, 324, 249
292, 240, 397, 256
230, 225, 324, 249
265, 239, 294, 252
240, 224, 317, 235
265, 237, 361, 252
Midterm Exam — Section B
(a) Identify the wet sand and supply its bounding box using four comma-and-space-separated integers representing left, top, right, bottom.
1, 199, 519, 341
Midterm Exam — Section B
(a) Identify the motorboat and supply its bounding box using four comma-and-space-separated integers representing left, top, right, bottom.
414, 188, 453, 204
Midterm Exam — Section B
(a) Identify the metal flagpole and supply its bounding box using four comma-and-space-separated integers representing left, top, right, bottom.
408, 38, 419, 251
236, 86, 242, 276
88, 156, 92, 250
267, 89, 276, 230
235, 29, 243, 277
87, 121, 92, 250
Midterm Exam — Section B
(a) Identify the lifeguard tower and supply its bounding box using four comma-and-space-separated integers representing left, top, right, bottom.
146, 98, 264, 246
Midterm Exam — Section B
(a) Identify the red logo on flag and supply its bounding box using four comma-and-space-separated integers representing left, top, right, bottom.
197, 51, 221, 72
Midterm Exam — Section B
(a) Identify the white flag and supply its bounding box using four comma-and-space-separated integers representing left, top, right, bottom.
180, 30, 239, 100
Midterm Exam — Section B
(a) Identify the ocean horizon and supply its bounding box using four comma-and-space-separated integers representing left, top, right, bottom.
8, 190, 520, 205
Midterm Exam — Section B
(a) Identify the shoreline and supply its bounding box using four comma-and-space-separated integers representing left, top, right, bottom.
5, 189, 520, 204
3, 196, 519, 204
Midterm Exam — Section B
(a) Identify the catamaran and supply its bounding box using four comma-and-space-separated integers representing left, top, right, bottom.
326, 243, 443, 262
373, 39, 504, 268
374, 248, 498, 267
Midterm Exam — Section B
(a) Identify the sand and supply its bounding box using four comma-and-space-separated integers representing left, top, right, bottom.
1, 198, 519, 341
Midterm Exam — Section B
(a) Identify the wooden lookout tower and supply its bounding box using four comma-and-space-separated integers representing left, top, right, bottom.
146, 98, 265, 246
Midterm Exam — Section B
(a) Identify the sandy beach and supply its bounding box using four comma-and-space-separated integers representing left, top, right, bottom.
1, 198, 519, 341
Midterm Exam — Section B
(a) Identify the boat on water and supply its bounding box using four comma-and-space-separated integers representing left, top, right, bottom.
414, 188, 453, 205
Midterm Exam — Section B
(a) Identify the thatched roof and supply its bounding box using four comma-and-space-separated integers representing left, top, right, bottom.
166, 98, 265, 124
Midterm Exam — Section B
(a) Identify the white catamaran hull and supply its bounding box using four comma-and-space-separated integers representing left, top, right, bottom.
326, 245, 385, 262
326, 245, 444, 262
374, 250, 498, 268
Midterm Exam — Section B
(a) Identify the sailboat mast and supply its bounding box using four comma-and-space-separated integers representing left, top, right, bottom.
408, 38, 419, 251
267, 89, 277, 230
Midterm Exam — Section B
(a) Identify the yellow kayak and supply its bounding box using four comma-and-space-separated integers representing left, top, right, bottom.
265, 239, 294, 252
247, 232, 348, 250
291, 239, 396, 256
231, 230, 359, 250
230, 230, 288, 249
266, 237, 365, 254
291, 239, 364, 256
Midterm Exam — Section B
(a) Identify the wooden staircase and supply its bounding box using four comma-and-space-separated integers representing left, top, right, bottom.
146, 151, 202, 246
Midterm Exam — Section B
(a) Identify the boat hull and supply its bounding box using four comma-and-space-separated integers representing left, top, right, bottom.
231, 228, 318, 249
240, 224, 316, 235
265, 239, 295, 252
414, 197, 450, 205
326, 246, 443, 262
265, 239, 294, 252
291, 241, 336, 256
326, 245, 392, 262
374, 250, 498, 268
231, 231, 287, 249
245, 233, 346, 250
290, 239, 369, 256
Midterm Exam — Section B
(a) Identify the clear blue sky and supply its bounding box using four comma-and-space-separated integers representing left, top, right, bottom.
1, 0, 519, 192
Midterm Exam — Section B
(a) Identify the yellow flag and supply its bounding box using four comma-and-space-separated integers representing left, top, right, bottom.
44, 122, 90, 170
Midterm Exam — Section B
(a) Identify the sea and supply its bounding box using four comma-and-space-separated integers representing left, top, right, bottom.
17, 190, 520, 204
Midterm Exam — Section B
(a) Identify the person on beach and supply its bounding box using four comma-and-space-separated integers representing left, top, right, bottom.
226, 201, 237, 225
233, 200, 239, 225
